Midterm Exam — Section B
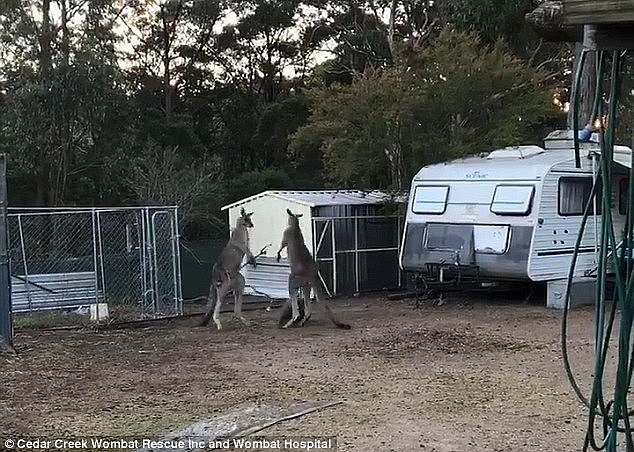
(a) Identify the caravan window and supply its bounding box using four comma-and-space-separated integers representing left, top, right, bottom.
412, 185, 449, 214
490, 185, 535, 216
559, 177, 595, 216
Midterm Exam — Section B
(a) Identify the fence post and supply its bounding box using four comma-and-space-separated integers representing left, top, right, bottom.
0, 155, 13, 349
90, 209, 101, 322
354, 215, 360, 293
144, 207, 157, 314
173, 207, 183, 315
331, 219, 337, 295
96, 211, 107, 304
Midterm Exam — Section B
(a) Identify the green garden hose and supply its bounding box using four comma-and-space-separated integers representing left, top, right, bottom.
562, 49, 634, 452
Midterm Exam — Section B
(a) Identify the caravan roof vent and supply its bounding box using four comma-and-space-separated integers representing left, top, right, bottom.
486, 145, 545, 160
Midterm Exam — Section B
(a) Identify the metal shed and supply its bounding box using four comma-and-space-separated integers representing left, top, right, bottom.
221, 190, 406, 300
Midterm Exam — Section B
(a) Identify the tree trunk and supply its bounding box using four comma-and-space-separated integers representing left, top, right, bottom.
39, 0, 53, 78
387, 0, 397, 60
38, 0, 54, 207
57, 0, 72, 205
59, 0, 70, 68
567, 26, 597, 129
162, 8, 173, 121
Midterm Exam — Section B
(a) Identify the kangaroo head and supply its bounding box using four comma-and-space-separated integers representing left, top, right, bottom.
238, 207, 254, 228
286, 208, 303, 227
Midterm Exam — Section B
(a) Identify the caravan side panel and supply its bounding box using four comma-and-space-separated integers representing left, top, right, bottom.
527, 159, 628, 281
528, 169, 597, 281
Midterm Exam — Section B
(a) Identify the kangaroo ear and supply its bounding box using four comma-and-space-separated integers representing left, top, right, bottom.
286, 208, 293, 216
247, 211, 254, 217
296, 214, 303, 218
240, 207, 246, 216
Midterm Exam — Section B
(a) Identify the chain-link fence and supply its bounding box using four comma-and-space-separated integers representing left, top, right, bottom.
8, 206, 183, 324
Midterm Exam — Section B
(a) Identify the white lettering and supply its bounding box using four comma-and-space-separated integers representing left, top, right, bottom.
208, 439, 230, 448
54, 439, 88, 449
91, 439, 140, 449
142, 439, 186, 449
17, 439, 51, 449
282, 438, 333, 450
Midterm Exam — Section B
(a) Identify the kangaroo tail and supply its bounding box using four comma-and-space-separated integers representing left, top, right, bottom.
313, 280, 351, 330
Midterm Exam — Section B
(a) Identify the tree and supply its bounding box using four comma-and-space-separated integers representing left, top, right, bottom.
125, 141, 226, 235
291, 29, 560, 190
0, 0, 131, 206
120, 0, 227, 117
305, 2, 393, 85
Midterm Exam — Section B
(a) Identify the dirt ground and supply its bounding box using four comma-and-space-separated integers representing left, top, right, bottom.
0, 293, 619, 451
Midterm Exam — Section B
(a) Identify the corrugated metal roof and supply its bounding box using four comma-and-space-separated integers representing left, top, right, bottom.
221, 190, 405, 211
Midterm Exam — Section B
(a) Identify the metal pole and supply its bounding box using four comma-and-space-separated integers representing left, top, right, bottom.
96, 211, 107, 303
397, 214, 403, 288
331, 219, 337, 294
91, 210, 100, 322
0, 155, 13, 348
174, 207, 183, 315
145, 208, 156, 315
17, 215, 31, 311
354, 216, 359, 293
592, 152, 599, 265
169, 209, 179, 315
138, 210, 149, 316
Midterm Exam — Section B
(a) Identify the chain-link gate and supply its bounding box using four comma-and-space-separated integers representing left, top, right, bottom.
8, 206, 182, 322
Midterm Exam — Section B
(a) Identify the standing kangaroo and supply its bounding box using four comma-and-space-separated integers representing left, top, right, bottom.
276, 208, 351, 330
198, 207, 257, 330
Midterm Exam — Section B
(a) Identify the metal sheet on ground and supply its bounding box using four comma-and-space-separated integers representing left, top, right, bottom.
138, 400, 342, 452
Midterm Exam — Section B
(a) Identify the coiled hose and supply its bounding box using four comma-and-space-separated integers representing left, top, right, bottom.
561, 49, 633, 452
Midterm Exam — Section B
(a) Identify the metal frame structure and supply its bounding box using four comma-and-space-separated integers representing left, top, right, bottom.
312, 213, 404, 296
8, 206, 183, 320
0, 155, 12, 347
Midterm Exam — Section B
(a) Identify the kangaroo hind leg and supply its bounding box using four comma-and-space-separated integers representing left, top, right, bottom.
282, 275, 303, 329
213, 279, 231, 330
299, 284, 312, 326
199, 266, 223, 327
232, 272, 252, 326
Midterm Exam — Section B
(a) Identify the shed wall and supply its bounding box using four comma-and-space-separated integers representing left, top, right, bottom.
227, 196, 312, 261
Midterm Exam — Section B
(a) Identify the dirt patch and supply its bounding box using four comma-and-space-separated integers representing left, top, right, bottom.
0, 295, 615, 451
341, 327, 544, 359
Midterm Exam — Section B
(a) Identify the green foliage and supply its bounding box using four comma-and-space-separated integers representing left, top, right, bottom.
0, 0, 571, 240
437, 0, 536, 47
306, 4, 393, 85
228, 167, 293, 202
292, 29, 560, 189
125, 141, 226, 235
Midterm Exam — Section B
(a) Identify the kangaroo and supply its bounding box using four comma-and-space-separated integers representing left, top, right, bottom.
198, 207, 257, 330
276, 208, 351, 330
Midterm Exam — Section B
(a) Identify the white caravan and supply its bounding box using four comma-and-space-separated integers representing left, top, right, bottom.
399, 130, 633, 307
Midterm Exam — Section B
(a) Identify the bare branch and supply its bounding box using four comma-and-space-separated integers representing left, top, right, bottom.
527, 38, 544, 67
